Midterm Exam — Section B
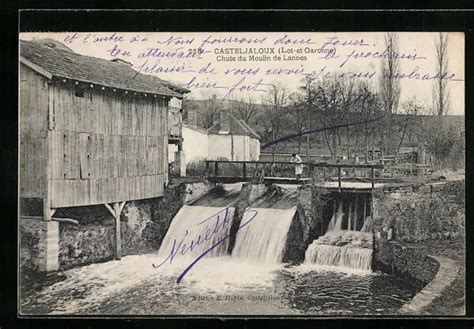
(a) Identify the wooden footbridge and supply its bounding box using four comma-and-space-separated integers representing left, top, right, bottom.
205, 160, 384, 192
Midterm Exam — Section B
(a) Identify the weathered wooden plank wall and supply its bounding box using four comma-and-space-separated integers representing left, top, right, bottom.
48, 83, 169, 208
19, 66, 49, 198
20, 64, 170, 208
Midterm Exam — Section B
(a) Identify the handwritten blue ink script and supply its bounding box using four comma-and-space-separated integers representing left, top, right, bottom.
152, 207, 258, 283
56, 32, 464, 106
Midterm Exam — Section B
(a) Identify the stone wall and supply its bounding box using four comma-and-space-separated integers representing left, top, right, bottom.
372, 180, 464, 242
282, 205, 308, 264
20, 183, 211, 272
56, 196, 164, 269
56, 198, 161, 269
59, 223, 115, 269
374, 240, 440, 287
373, 180, 464, 291
20, 217, 59, 272
282, 185, 331, 264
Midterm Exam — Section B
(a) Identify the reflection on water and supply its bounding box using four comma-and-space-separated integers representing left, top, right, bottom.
20, 255, 418, 315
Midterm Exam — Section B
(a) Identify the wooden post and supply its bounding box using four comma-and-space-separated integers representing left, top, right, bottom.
338, 166, 341, 192
243, 162, 246, 179
354, 194, 359, 230
43, 180, 56, 221
363, 195, 367, 220
205, 161, 209, 175
43, 197, 56, 222
214, 162, 219, 176
114, 203, 122, 260
371, 167, 375, 191
105, 201, 126, 260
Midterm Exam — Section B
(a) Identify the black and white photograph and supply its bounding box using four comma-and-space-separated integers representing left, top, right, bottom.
18, 31, 465, 316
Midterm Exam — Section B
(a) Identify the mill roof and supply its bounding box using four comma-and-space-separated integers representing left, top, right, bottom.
20, 39, 189, 98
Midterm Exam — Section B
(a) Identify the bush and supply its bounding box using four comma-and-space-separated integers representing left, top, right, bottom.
425, 121, 464, 170
215, 157, 242, 176
186, 157, 208, 177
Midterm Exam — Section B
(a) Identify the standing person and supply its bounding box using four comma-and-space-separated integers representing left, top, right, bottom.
291, 153, 304, 180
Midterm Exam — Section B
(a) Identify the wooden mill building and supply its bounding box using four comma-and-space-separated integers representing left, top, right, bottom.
19, 38, 188, 270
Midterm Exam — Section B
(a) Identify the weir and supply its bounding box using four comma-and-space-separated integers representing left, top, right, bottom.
158, 184, 299, 266
304, 231, 374, 272
158, 182, 375, 273
232, 207, 296, 264
304, 195, 375, 272
158, 205, 235, 259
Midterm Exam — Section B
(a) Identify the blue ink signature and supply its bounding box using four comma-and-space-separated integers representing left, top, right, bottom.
262, 114, 386, 149
152, 207, 258, 283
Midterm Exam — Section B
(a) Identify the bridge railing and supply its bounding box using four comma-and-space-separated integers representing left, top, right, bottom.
204, 160, 384, 190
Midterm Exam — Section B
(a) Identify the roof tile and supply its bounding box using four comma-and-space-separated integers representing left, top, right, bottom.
20, 39, 189, 98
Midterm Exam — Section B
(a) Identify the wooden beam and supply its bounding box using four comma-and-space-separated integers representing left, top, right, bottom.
371, 168, 375, 191
113, 203, 122, 260
112, 201, 126, 260
204, 160, 384, 169
354, 194, 359, 230
43, 198, 52, 222
118, 201, 126, 215
20, 57, 53, 80
363, 195, 367, 221
104, 203, 116, 217
338, 167, 342, 192
52, 217, 79, 225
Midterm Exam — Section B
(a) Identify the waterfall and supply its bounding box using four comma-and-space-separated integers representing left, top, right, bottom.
360, 217, 374, 233
158, 205, 235, 259
304, 231, 373, 272
354, 195, 359, 230
327, 201, 348, 232
326, 201, 337, 231
232, 207, 296, 264
348, 202, 352, 231
305, 244, 373, 271
333, 202, 344, 231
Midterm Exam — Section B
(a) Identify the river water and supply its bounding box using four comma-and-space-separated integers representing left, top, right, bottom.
20, 187, 419, 316
21, 255, 418, 315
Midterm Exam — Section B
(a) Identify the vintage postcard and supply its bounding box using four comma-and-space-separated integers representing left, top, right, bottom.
18, 31, 465, 316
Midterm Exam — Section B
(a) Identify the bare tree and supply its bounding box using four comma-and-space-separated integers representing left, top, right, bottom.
181, 95, 196, 126
301, 74, 320, 160
379, 32, 401, 157
311, 74, 366, 160
233, 97, 258, 125
434, 32, 450, 118
290, 74, 319, 159
263, 83, 290, 161
353, 81, 382, 162
199, 94, 221, 129
287, 93, 306, 154
396, 98, 424, 153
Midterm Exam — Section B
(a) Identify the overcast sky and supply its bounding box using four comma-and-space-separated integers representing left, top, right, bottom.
21, 32, 464, 115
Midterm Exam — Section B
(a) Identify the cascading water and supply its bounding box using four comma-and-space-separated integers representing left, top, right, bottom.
334, 202, 344, 231
232, 207, 296, 264
360, 216, 374, 233
22, 187, 420, 316
305, 195, 374, 272
157, 205, 235, 260
327, 201, 344, 232
304, 231, 373, 272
